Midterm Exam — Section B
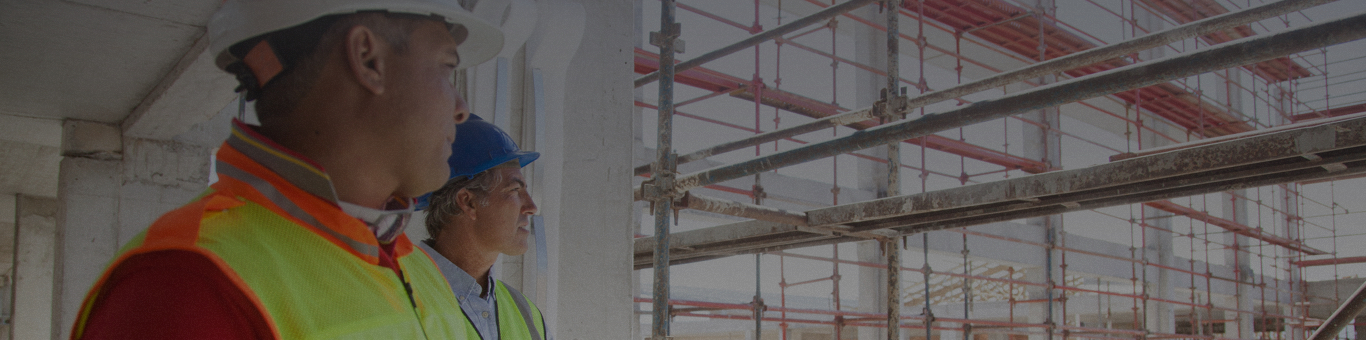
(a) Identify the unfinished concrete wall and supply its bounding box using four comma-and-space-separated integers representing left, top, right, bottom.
52, 113, 223, 339
537, 0, 635, 338
0, 193, 13, 339
12, 195, 55, 340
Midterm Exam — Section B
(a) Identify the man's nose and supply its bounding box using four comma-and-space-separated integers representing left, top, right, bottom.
522, 192, 538, 215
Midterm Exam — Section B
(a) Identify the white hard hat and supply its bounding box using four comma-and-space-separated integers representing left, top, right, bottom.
209, 0, 503, 72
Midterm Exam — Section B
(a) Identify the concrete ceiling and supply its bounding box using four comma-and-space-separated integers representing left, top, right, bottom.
0, 0, 224, 198
0, 0, 219, 123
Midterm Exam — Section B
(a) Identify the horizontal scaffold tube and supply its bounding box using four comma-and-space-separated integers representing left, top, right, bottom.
670, 10, 1366, 193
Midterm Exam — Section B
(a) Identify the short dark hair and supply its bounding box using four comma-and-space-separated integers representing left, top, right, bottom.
229, 12, 435, 125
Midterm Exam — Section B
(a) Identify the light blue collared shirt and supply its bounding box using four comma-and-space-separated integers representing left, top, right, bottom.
417, 240, 501, 340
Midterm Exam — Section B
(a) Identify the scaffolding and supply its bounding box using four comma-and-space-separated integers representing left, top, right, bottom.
635, 1, 1366, 340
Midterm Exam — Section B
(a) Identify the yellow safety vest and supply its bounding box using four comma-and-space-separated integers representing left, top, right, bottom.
492, 281, 547, 340
72, 122, 482, 339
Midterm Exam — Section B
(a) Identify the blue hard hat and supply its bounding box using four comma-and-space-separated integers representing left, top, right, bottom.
447, 114, 539, 178
417, 114, 539, 210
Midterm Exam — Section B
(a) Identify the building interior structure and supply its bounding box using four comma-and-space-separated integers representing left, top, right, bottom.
4, 0, 1366, 340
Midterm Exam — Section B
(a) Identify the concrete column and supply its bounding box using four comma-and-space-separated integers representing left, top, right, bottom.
630, 0, 646, 337
12, 195, 56, 340
854, 5, 894, 340
1142, 207, 1175, 335
1217, 67, 1254, 340
52, 117, 219, 339
857, 242, 889, 340
1222, 189, 1253, 339
853, 3, 894, 198
532, 0, 633, 338
1022, 267, 1055, 340
52, 120, 123, 340
1140, 108, 1176, 336
0, 194, 14, 340
1019, 3, 1061, 339
1283, 183, 1303, 340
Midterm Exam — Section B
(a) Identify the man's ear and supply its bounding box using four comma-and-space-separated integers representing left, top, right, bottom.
455, 189, 478, 219
344, 25, 388, 95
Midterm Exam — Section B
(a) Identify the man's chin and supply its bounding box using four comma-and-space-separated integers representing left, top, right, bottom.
506, 247, 531, 256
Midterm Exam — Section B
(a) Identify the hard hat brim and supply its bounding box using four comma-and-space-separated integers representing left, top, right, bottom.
211, 0, 505, 71
451, 150, 540, 179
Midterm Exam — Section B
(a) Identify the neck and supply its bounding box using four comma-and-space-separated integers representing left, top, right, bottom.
258, 81, 397, 209
433, 225, 500, 292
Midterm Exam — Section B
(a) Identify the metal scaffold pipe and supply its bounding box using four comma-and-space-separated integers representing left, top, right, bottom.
633, 108, 876, 176
634, 0, 879, 88
669, 10, 1366, 194
650, 0, 679, 339
883, 1, 903, 339
675, 191, 809, 227
632, 0, 1334, 177
905, 0, 1337, 114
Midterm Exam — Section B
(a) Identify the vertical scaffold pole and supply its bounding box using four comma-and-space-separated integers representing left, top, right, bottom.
886, 237, 902, 340
650, 1, 679, 339
883, 1, 903, 340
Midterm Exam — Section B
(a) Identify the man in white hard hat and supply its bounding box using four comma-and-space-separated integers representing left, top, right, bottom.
70, 1, 501, 338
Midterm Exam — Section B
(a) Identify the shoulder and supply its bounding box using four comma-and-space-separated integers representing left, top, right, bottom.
80, 250, 272, 339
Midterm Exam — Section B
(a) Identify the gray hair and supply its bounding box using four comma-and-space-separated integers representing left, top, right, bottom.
424, 161, 520, 238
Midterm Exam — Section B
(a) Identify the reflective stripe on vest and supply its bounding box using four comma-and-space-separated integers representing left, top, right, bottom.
494, 282, 546, 340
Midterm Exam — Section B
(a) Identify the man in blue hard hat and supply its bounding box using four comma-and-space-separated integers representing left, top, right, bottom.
420, 114, 550, 340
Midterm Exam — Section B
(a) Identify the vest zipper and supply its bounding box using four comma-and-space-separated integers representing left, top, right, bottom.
394, 268, 429, 339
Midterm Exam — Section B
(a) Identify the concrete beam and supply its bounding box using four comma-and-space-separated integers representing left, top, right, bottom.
0, 115, 61, 147
61, 120, 121, 161
120, 34, 237, 140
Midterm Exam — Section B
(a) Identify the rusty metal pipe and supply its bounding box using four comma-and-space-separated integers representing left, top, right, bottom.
650, 1, 679, 338
671, 10, 1366, 193
638, 115, 1366, 268
677, 191, 810, 227
895, 0, 1337, 117
632, 108, 875, 176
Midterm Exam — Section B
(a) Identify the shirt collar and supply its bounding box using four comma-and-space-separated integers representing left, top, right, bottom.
418, 240, 497, 300
338, 200, 414, 244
